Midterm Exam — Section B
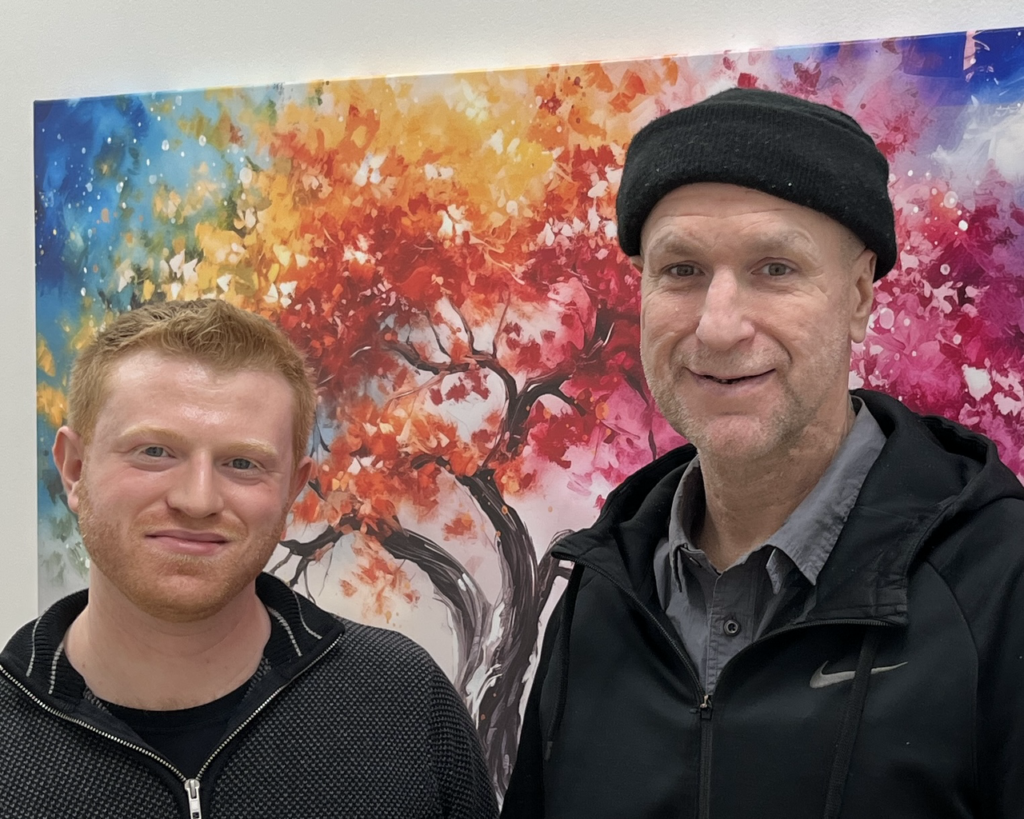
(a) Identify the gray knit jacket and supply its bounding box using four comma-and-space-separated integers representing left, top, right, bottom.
0, 573, 499, 818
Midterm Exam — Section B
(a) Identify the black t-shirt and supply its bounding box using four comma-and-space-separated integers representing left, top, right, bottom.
101, 681, 250, 778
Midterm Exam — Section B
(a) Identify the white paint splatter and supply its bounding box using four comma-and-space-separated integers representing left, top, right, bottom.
963, 365, 993, 400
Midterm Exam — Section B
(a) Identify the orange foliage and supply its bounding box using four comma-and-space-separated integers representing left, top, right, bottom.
341, 535, 420, 624
443, 513, 478, 540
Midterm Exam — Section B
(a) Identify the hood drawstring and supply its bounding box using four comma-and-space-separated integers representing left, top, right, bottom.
823, 627, 882, 819
544, 564, 584, 761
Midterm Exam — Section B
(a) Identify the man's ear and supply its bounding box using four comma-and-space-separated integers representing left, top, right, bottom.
849, 249, 876, 344
289, 455, 316, 506
53, 427, 86, 514
629, 254, 644, 272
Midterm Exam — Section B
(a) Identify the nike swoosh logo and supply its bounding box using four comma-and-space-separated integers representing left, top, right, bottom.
810, 661, 908, 689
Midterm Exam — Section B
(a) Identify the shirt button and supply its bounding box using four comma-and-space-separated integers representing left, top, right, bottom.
723, 619, 741, 637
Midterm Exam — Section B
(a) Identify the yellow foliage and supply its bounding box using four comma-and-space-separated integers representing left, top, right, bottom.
36, 336, 56, 377
37, 384, 67, 428
195, 223, 245, 266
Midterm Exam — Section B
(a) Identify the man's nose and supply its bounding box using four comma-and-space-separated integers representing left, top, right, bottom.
166, 457, 225, 518
694, 271, 755, 350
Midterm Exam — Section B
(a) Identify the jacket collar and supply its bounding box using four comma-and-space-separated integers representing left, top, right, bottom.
0, 573, 345, 709
554, 389, 1024, 625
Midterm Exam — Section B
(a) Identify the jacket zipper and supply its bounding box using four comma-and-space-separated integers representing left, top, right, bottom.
191, 632, 341, 781
698, 693, 713, 819
0, 632, 342, 819
556, 551, 895, 819
185, 778, 202, 818
554, 554, 710, 813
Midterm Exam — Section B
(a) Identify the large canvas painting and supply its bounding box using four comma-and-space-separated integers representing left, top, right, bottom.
35, 27, 1024, 791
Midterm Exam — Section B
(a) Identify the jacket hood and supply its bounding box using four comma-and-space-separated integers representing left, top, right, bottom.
554, 389, 1024, 624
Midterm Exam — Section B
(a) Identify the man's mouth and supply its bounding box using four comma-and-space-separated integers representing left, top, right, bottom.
147, 529, 229, 544
696, 371, 770, 385
145, 532, 231, 544
144, 529, 233, 558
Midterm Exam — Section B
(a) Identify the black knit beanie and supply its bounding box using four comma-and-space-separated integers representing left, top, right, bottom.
616, 87, 897, 279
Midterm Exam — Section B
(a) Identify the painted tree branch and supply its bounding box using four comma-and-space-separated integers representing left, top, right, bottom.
407, 450, 544, 790
274, 519, 355, 589
427, 316, 452, 360
385, 339, 472, 377
621, 369, 660, 459
447, 297, 478, 353
276, 519, 491, 699
379, 527, 492, 696
455, 467, 542, 792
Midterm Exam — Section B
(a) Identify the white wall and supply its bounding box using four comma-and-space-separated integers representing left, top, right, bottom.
2, 0, 1022, 638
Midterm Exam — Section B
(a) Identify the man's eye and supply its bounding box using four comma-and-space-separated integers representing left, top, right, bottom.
762, 262, 792, 277
141, 446, 167, 458
229, 458, 256, 470
665, 263, 698, 278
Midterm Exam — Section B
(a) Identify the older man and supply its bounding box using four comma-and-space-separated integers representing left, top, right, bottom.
0, 300, 498, 818
502, 88, 1024, 818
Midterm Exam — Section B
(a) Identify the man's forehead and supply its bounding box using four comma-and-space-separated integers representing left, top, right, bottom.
105, 349, 279, 387
639, 182, 842, 255
95, 351, 295, 418
86, 353, 297, 453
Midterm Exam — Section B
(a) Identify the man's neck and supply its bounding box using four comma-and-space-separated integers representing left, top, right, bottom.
65, 573, 269, 710
695, 403, 857, 572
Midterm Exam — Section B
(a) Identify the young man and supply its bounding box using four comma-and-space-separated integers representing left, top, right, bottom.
0, 299, 498, 818
503, 89, 1024, 818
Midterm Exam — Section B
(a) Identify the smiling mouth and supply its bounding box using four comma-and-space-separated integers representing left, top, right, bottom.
147, 531, 229, 544
698, 372, 768, 385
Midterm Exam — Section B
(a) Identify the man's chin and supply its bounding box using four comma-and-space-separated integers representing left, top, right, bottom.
123, 578, 256, 623
680, 416, 783, 464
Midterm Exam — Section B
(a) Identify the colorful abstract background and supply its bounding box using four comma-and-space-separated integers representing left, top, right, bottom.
35, 27, 1024, 791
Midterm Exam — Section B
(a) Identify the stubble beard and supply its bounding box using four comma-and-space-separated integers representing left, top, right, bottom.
75, 478, 289, 623
642, 335, 852, 465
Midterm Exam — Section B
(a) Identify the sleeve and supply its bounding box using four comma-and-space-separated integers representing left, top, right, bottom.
499, 597, 563, 819
947, 499, 1024, 818
974, 554, 1024, 817
427, 662, 500, 819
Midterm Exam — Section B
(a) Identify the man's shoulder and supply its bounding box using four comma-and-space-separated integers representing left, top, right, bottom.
280, 615, 469, 740
0, 588, 86, 701
858, 390, 1024, 511
922, 491, 1024, 576
257, 573, 449, 687
331, 616, 442, 677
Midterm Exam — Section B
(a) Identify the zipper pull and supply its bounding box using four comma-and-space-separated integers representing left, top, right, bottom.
699, 692, 713, 720
184, 778, 203, 819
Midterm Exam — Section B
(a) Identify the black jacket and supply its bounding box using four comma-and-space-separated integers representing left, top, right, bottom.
0, 572, 499, 818
503, 390, 1024, 819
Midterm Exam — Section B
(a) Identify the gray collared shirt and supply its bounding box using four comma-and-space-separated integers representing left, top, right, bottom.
653, 398, 887, 693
